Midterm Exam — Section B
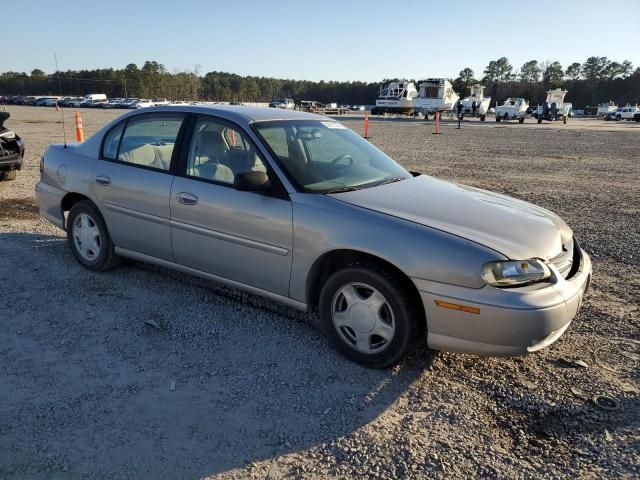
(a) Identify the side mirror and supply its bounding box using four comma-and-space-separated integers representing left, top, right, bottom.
233, 171, 271, 192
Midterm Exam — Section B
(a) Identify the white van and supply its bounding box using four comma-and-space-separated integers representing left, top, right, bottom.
84, 93, 107, 102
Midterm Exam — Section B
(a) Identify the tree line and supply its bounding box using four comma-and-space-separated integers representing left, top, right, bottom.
1, 57, 638, 108
452, 56, 638, 109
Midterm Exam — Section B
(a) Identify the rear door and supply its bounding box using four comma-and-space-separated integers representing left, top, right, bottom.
93, 112, 186, 261
169, 115, 293, 296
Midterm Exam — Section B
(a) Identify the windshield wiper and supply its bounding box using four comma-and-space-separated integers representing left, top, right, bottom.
325, 185, 360, 194
370, 176, 406, 188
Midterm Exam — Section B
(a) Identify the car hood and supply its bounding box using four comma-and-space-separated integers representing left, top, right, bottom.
329, 175, 572, 260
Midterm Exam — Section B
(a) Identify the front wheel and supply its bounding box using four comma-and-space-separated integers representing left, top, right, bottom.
318, 265, 421, 368
66, 200, 120, 271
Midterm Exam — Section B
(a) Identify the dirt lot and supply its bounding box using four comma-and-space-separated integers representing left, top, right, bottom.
1, 106, 638, 479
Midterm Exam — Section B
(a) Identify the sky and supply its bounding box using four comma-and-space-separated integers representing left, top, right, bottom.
6, 0, 640, 82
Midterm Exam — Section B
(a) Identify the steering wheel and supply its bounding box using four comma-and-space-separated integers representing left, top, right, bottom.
329, 154, 353, 168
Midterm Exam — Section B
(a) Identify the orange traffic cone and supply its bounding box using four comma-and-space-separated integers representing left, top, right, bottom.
74, 111, 84, 142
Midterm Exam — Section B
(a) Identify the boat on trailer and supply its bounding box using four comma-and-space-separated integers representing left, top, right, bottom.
371, 81, 418, 115
597, 101, 617, 118
459, 84, 491, 121
412, 78, 459, 118
535, 89, 572, 123
494, 98, 529, 123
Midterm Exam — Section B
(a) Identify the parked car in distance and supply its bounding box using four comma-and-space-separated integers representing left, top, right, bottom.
0, 111, 25, 181
35, 105, 592, 368
615, 105, 639, 121
68, 98, 86, 108
44, 97, 61, 107
603, 109, 621, 121
268, 98, 295, 109
90, 99, 109, 108
84, 93, 108, 102
120, 98, 140, 109
134, 99, 155, 109
104, 98, 125, 109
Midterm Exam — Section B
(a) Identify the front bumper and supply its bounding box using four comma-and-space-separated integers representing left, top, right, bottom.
0, 138, 24, 170
413, 248, 592, 356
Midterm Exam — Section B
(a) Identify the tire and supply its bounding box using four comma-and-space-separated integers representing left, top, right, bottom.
318, 264, 421, 368
563, 116, 567, 124
518, 117, 524, 124
480, 115, 485, 122
66, 200, 120, 271
0, 169, 17, 181
495, 117, 501, 122
537, 117, 542, 124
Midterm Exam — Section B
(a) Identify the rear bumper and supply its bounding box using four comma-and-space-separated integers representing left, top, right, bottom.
35, 180, 66, 229
413, 249, 592, 356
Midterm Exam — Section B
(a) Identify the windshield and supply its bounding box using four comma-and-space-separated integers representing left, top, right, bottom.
254, 120, 411, 193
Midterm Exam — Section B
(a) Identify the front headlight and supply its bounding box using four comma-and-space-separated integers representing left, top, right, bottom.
481, 259, 551, 287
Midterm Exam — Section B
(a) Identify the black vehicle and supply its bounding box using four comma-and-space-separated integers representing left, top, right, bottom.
0, 112, 25, 181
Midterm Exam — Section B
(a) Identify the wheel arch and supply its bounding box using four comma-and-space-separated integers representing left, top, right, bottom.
60, 192, 98, 228
305, 249, 426, 322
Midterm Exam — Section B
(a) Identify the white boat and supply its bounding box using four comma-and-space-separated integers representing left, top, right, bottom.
535, 89, 572, 123
412, 78, 459, 117
597, 101, 617, 117
494, 98, 529, 123
372, 81, 418, 114
459, 84, 491, 121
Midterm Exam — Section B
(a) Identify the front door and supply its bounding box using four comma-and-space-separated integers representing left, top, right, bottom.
170, 115, 293, 296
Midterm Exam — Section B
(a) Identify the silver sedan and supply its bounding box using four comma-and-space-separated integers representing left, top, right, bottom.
36, 106, 592, 367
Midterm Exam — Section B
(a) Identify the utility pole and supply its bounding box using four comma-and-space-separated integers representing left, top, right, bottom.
124, 77, 128, 99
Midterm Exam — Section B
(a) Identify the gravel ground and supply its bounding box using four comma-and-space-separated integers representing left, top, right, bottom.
1, 107, 638, 479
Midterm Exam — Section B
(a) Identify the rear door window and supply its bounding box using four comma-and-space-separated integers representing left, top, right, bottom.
102, 122, 125, 160
115, 114, 184, 171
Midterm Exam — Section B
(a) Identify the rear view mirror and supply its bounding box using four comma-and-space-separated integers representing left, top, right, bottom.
295, 129, 322, 140
234, 171, 271, 192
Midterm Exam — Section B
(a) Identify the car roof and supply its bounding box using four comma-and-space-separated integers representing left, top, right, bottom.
130, 104, 327, 125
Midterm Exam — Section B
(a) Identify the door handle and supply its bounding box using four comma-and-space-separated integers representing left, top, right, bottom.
177, 192, 198, 205
95, 175, 111, 186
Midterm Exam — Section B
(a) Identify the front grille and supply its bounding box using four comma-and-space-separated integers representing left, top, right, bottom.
549, 239, 574, 279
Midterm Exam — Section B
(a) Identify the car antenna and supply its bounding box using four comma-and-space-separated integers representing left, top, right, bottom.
54, 53, 67, 148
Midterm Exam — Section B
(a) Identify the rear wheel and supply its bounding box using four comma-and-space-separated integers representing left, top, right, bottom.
0, 169, 16, 181
66, 200, 120, 271
318, 264, 421, 368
